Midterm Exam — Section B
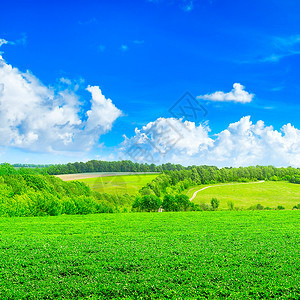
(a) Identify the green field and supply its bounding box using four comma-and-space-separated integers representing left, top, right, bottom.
1, 211, 300, 299
187, 181, 300, 209
78, 174, 159, 195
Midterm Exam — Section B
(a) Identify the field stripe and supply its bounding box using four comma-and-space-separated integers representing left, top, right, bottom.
55, 172, 160, 181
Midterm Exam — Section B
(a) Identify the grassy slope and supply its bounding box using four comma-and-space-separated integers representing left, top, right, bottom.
187, 181, 300, 209
77, 174, 159, 195
0, 211, 299, 299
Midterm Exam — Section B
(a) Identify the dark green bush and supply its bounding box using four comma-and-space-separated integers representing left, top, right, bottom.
293, 203, 300, 210
132, 195, 162, 212
211, 198, 220, 210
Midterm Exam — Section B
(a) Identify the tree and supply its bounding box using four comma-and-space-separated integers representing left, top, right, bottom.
175, 194, 190, 211
132, 195, 162, 212
162, 194, 177, 211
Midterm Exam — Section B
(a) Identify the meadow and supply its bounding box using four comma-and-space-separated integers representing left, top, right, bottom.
187, 181, 300, 210
0, 211, 299, 299
78, 174, 159, 195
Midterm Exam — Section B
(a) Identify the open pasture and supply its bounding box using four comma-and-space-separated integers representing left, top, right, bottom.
0, 211, 299, 299
187, 181, 300, 209
77, 174, 159, 195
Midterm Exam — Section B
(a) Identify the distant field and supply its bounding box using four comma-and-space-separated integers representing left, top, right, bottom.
187, 181, 300, 209
56, 172, 159, 181
1, 211, 300, 299
77, 174, 159, 195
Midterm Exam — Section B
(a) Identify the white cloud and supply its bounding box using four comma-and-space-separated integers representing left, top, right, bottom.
0, 39, 8, 47
121, 117, 213, 163
0, 55, 122, 153
121, 116, 300, 167
198, 83, 254, 103
59, 77, 72, 85
85, 86, 123, 133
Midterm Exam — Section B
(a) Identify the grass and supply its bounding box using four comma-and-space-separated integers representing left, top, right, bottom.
187, 181, 300, 209
0, 211, 299, 299
77, 174, 159, 195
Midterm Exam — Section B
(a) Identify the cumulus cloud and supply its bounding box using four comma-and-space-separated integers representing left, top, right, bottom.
121, 117, 213, 163
198, 83, 254, 103
0, 55, 122, 152
0, 39, 8, 47
121, 116, 300, 167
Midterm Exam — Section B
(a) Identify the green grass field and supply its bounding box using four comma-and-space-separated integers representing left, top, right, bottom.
187, 181, 300, 210
78, 174, 159, 195
1, 211, 299, 299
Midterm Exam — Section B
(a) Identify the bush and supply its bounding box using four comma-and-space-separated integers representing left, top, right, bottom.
132, 195, 162, 212
293, 203, 300, 210
62, 197, 78, 215
227, 200, 234, 211
211, 198, 220, 210
248, 204, 264, 210
198, 203, 211, 211
277, 205, 285, 210
162, 194, 177, 212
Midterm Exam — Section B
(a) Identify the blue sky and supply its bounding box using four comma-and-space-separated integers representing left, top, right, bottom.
0, 0, 300, 166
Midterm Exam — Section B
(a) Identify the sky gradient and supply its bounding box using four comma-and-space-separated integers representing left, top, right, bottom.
0, 0, 299, 166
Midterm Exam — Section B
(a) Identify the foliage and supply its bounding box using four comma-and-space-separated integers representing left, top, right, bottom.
277, 205, 285, 210
249, 203, 265, 210
0, 165, 123, 217
227, 200, 235, 210
211, 197, 220, 210
132, 195, 162, 212
293, 203, 300, 210
290, 175, 300, 184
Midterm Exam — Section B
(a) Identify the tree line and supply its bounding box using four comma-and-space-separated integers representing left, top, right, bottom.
11, 161, 187, 175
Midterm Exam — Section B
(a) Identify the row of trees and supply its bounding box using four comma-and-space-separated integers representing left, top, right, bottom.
132, 194, 191, 212
11, 161, 186, 175
132, 194, 221, 212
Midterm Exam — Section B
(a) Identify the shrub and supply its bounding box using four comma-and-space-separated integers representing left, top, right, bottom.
293, 203, 300, 210
248, 204, 264, 210
132, 195, 162, 212
227, 200, 234, 211
211, 198, 220, 210
199, 203, 211, 211
175, 194, 190, 211
61, 197, 78, 215
75, 196, 97, 215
